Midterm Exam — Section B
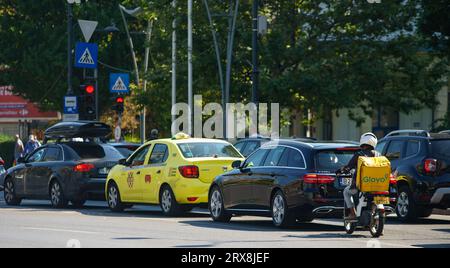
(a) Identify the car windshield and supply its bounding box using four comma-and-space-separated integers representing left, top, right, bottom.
431, 140, 450, 160
178, 143, 242, 159
315, 150, 356, 171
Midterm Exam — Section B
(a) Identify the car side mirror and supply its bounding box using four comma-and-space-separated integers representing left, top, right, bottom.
118, 158, 128, 166
232, 160, 242, 169
17, 157, 26, 164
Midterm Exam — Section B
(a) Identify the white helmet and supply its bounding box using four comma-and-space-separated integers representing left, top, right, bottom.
360, 132, 378, 148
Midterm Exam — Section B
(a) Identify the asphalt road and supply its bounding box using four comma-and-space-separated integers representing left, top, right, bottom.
0, 194, 449, 248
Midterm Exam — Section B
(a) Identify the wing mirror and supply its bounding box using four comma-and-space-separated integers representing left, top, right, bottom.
232, 160, 242, 169
118, 158, 128, 166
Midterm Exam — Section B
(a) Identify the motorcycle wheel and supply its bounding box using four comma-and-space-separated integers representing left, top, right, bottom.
369, 207, 385, 238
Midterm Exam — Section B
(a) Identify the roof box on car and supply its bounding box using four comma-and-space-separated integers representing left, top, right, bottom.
44, 121, 112, 140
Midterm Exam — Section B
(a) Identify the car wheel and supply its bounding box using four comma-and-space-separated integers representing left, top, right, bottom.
396, 186, 418, 222
271, 190, 295, 228
160, 185, 182, 217
107, 183, 124, 212
71, 199, 86, 208
50, 180, 68, 208
209, 186, 232, 223
4, 178, 21, 206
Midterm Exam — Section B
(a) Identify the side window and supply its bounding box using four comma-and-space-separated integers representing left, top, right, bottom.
233, 142, 246, 153
376, 141, 387, 155
242, 141, 260, 157
244, 149, 269, 168
287, 149, 306, 168
405, 140, 420, 158
149, 144, 169, 164
27, 148, 46, 163
129, 145, 151, 167
385, 140, 404, 160
263, 147, 285, 167
43, 147, 62, 162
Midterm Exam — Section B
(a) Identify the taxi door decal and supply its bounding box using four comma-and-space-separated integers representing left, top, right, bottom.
127, 172, 134, 188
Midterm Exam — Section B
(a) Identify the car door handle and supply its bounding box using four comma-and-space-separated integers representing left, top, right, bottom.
270, 173, 276, 177
136, 171, 141, 175
157, 170, 161, 174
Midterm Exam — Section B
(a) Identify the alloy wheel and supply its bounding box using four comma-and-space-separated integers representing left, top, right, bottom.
161, 189, 172, 213
4, 181, 14, 203
51, 182, 61, 206
210, 190, 223, 218
108, 186, 118, 209
272, 195, 285, 225
397, 192, 409, 218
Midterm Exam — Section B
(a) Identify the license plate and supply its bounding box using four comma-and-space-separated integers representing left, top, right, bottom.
340, 177, 352, 187
374, 196, 390, 205
98, 167, 110, 175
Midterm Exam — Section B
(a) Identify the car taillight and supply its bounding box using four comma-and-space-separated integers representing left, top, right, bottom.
389, 174, 397, 185
303, 174, 335, 184
179, 166, 199, 179
424, 159, 438, 173
0, 159, 4, 166
73, 163, 95, 173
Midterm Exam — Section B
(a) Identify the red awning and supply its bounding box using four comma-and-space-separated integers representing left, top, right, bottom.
0, 86, 60, 122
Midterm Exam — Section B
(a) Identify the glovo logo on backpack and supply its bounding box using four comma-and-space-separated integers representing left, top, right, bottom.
357, 156, 391, 192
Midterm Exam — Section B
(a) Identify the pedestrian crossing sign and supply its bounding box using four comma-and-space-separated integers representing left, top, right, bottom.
75, 42, 98, 69
110, 73, 130, 93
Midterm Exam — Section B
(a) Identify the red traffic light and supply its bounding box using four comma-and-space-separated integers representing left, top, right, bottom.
85, 85, 95, 94
116, 97, 124, 104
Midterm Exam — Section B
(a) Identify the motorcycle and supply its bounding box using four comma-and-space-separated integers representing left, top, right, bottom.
337, 170, 395, 238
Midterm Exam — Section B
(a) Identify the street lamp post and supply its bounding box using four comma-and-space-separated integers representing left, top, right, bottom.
119, 5, 146, 144
67, 2, 74, 95
252, 0, 259, 105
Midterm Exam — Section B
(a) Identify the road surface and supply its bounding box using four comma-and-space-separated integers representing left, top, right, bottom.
0, 194, 449, 248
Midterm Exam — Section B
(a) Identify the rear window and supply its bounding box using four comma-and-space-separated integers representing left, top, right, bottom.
115, 147, 136, 158
67, 144, 123, 160
431, 140, 450, 160
316, 150, 355, 171
178, 143, 242, 159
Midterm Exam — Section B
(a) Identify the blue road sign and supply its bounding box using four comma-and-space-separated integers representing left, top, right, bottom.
64, 96, 78, 114
110, 73, 130, 94
75, 42, 98, 69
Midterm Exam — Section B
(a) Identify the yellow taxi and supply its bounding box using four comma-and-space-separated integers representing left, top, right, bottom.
105, 133, 244, 216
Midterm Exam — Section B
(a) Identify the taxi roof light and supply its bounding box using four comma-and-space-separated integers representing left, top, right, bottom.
172, 132, 191, 140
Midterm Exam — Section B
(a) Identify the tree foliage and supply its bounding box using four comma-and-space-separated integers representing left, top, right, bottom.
0, 0, 449, 137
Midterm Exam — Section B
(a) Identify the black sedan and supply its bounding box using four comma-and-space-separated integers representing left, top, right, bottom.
3, 122, 123, 208
208, 140, 362, 227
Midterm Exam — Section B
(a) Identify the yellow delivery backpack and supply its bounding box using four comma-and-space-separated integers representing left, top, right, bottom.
356, 156, 391, 193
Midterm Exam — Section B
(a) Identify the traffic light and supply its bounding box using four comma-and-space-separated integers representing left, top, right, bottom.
113, 95, 125, 115
80, 82, 96, 120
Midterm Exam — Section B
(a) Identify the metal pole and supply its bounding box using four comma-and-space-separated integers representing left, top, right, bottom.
225, 0, 239, 139
67, 3, 74, 95
188, 0, 193, 136
143, 19, 153, 127
94, 68, 99, 121
172, 0, 177, 126
119, 5, 143, 143
251, 0, 259, 105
